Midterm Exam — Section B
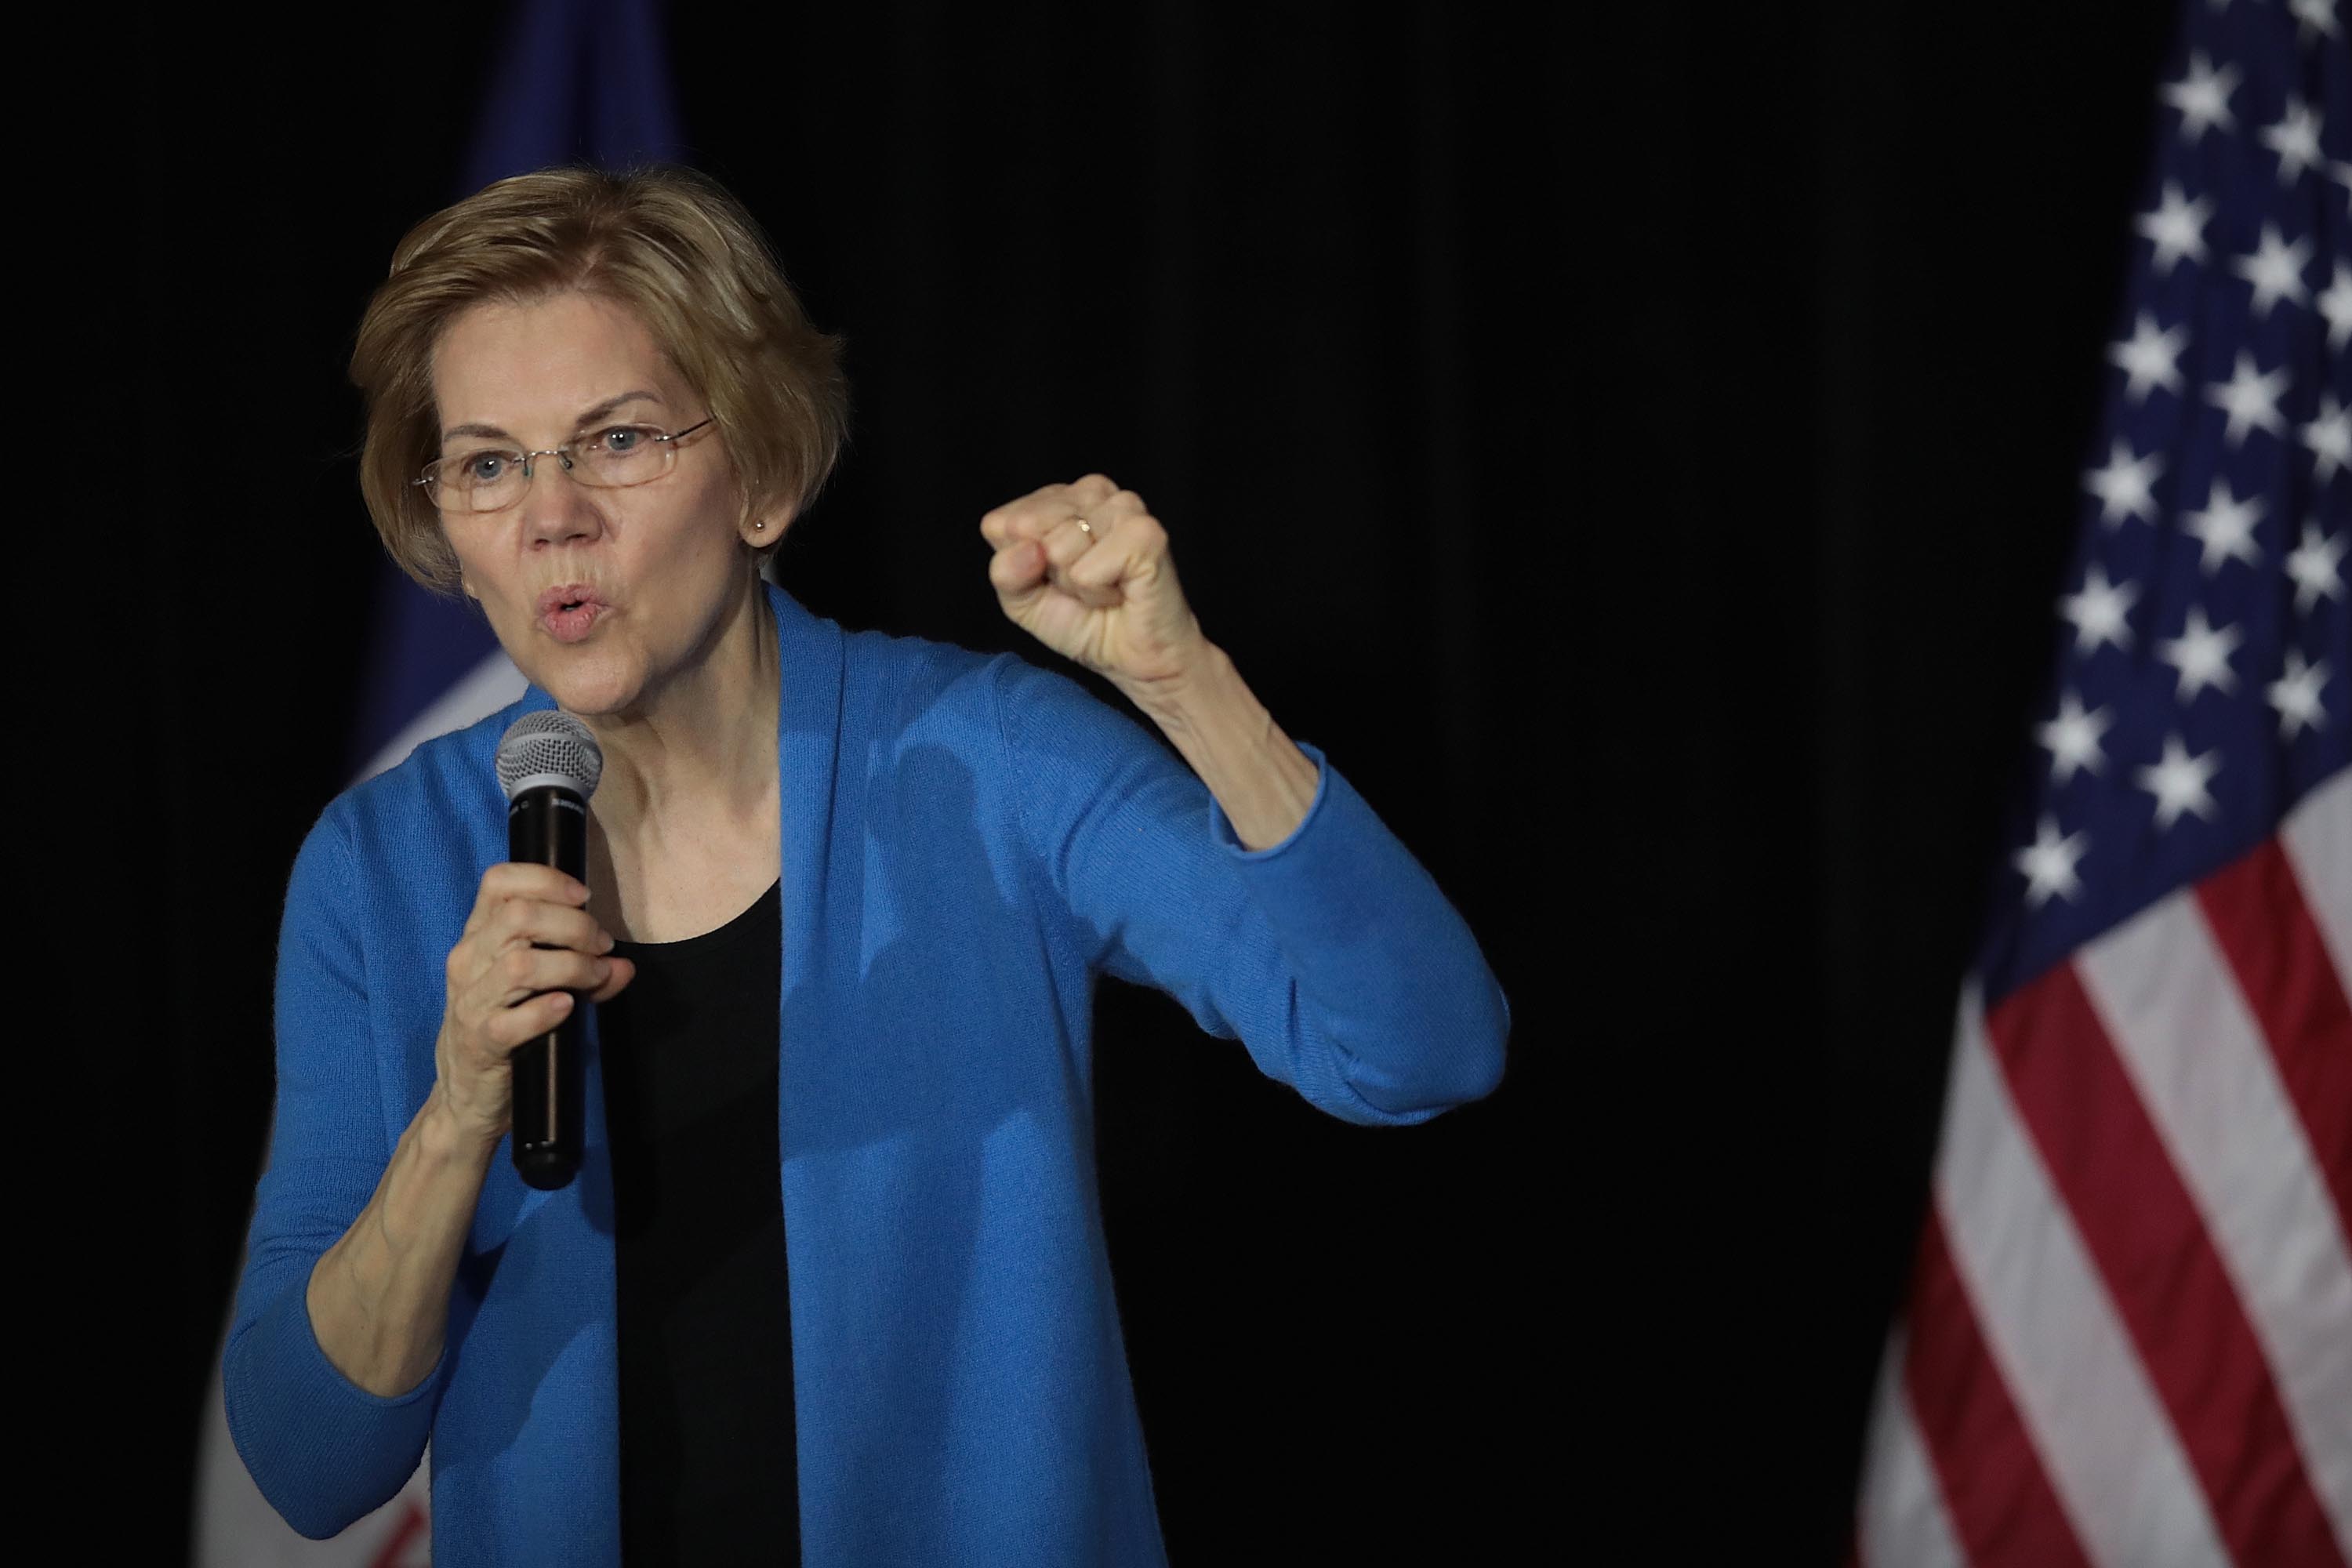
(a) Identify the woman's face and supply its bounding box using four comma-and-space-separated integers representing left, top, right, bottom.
430, 289, 769, 718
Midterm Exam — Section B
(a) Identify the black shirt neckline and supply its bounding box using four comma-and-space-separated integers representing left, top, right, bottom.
608, 877, 782, 961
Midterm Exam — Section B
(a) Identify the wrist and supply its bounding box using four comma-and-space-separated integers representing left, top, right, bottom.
1116, 640, 1234, 730
421, 1082, 502, 1165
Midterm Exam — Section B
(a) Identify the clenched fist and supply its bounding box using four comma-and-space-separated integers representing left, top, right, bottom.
980, 473, 1214, 702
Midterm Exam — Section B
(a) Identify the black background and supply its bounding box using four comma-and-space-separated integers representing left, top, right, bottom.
54, 2, 2182, 1561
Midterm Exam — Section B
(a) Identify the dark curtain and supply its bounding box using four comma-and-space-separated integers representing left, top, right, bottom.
62, 2, 2169, 1561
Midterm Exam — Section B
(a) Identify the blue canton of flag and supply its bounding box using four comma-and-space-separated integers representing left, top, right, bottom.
1984, 0, 2349, 998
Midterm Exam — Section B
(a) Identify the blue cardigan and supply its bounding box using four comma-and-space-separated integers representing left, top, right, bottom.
224, 580, 1511, 1565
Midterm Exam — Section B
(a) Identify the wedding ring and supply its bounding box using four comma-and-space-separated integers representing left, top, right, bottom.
1073, 515, 1092, 535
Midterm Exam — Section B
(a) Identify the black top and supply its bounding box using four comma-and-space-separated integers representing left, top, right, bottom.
599, 877, 799, 1566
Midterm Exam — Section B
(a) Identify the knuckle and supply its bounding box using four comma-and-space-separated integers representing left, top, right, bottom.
499, 947, 535, 983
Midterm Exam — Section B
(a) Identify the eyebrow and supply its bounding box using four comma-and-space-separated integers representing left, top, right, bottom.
441, 390, 665, 445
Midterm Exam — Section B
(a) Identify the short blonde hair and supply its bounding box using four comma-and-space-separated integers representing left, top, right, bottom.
351, 164, 851, 593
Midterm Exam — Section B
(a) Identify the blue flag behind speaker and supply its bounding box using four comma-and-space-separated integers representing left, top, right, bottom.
346, 0, 688, 782
194, 5, 691, 1563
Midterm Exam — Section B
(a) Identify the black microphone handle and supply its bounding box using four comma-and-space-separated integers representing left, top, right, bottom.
507, 785, 590, 1190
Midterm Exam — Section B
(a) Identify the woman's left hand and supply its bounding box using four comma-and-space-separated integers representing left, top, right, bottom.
981, 474, 1213, 700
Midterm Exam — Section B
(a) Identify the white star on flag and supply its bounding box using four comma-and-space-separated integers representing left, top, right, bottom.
2108, 312, 2187, 401
2230, 223, 2314, 318
2161, 50, 2240, 141
2288, 0, 2342, 45
2136, 181, 2212, 274
2134, 733, 2223, 829
2206, 350, 2291, 446
2181, 476, 2265, 573
2299, 392, 2350, 482
2013, 814, 2090, 908
2267, 649, 2331, 739
2060, 563, 2139, 653
2084, 438, 2165, 525
2258, 96, 2326, 183
2321, 261, 2352, 351
2158, 605, 2244, 702
2286, 521, 2348, 613
2035, 691, 2114, 782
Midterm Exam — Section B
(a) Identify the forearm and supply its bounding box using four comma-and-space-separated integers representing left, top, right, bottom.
1195, 750, 1513, 1117
1123, 648, 1509, 1115
1122, 642, 1321, 851
305, 1083, 497, 1398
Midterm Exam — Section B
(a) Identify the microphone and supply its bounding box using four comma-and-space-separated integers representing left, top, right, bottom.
494, 711, 605, 1191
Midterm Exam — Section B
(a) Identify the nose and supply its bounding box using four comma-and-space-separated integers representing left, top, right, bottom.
515, 453, 605, 550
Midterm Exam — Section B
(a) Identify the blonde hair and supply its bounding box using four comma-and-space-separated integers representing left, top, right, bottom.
351, 164, 850, 593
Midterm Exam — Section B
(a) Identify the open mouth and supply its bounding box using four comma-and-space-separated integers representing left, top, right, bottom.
537, 584, 610, 641
537, 583, 606, 615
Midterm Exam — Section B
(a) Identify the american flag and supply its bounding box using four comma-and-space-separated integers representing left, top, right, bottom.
1852, 2, 2351, 1565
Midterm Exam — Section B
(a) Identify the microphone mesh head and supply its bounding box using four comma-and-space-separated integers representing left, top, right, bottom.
495, 711, 604, 800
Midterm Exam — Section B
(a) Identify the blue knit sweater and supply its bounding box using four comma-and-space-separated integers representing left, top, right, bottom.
223, 580, 1512, 1565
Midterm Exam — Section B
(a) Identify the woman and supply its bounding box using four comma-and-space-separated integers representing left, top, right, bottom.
223, 165, 1511, 1566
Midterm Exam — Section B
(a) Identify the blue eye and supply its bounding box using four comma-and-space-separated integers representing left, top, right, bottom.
463, 452, 513, 483
597, 426, 644, 453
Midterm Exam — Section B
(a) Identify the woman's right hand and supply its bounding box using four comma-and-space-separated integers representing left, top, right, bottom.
433, 862, 635, 1149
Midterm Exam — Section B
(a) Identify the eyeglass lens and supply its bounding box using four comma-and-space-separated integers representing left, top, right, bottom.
430, 425, 674, 511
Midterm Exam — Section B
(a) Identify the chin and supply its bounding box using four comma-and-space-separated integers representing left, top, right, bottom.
525, 646, 648, 719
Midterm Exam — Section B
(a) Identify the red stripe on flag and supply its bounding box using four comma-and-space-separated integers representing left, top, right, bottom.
1987, 964, 2348, 1568
2196, 836, 2352, 1236
1902, 1207, 2093, 1566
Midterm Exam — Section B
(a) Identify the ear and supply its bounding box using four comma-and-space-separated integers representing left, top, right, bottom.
742, 498, 797, 549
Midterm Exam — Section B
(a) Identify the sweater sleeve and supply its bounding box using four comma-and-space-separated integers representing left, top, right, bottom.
220, 804, 449, 1539
989, 652, 1510, 1126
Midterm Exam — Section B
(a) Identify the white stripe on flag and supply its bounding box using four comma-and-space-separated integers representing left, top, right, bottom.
2281, 768, 2352, 985
1936, 981, 2229, 1568
357, 648, 530, 784
1855, 1328, 1965, 1568
2076, 885, 2352, 1545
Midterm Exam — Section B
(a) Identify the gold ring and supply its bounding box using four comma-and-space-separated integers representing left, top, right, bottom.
1073, 516, 1092, 535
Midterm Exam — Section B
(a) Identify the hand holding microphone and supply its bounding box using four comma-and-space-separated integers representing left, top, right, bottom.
430, 713, 634, 1185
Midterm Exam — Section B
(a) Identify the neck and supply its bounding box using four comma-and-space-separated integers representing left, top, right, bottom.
579, 573, 779, 837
